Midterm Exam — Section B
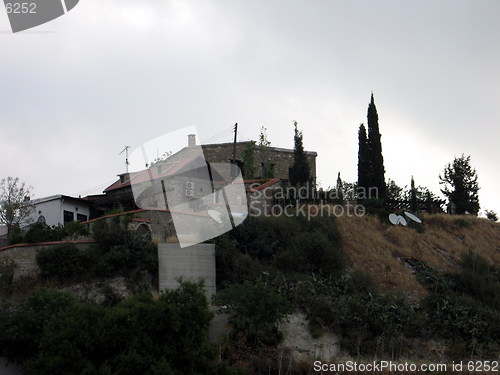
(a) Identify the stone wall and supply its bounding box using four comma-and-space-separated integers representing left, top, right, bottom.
0, 241, 96, 280
202, 142, 317, 183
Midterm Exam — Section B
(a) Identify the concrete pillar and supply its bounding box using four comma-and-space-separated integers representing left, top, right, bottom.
158, 243, 216, 300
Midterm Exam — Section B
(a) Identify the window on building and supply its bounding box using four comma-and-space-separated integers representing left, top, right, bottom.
76, 213, 88, 222
63, 210, 74, 225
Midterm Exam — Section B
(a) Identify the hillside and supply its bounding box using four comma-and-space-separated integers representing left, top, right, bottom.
337, 213, 500, 297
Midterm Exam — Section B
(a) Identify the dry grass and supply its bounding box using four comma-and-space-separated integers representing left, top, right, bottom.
337, 213, 500, 297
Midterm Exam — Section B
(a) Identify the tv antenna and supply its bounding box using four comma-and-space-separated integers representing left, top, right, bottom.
119, 146, 131, 173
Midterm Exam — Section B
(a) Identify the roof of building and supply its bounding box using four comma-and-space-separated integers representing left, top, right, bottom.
30, 195, 92, 205
104, 151, 203, 193
201, 141, 318, 156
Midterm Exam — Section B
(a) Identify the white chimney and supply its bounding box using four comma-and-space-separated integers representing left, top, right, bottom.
188, 134, 196, 147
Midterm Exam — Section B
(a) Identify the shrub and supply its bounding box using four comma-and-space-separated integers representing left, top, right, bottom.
485, 209, 498, 222
215, 281, 292, 346
217, 215, 344, 283
22, 222, 89, 244
421, 292, 499, 357
7, 225, 24, 245
0, 284, 237, 375
36, 219, 158, 284
454, 218, 471, 228
0, 256, 16, 295
274, 231, 344, 275
229, 216, 301, 260
36, 244, 94, 282
91, 218, 130, 247
0, 288, 77, 364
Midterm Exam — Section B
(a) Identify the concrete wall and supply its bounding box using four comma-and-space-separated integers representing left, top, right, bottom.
158, 243, 216, 300
0, 241, 96, 280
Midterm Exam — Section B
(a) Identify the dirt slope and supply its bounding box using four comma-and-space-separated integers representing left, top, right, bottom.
336, 213, 500, 297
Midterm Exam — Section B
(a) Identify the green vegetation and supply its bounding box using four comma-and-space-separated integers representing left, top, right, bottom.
357, 95, 386, 199
439, 154, 480, 215
0, 283, 237, 375
415, 251, 500, 358
0, 256, 16, 295
9, 221, 89, 245
36, 216, 157, 286
215, 281, 292, 346
485, 209, 498, 222
288, 121, 311, 187
214, 214, 499, 362
257, 126, 275, 178
0, 177, 35, 241
215, 215, 344, 288
241, 141, 257, 179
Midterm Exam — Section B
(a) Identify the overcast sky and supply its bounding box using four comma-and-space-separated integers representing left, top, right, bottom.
1, 0, 499, 215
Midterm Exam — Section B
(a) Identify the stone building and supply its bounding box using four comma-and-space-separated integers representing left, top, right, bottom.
201, 138, 317, 184
101, 135, 317, 212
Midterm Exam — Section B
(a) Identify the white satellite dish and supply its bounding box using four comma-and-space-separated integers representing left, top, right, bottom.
389, 213, 408, 226
208, 210, 224, 224
389, 213, 399, 225
404, 211, 422, 224
398, 215, 408, 226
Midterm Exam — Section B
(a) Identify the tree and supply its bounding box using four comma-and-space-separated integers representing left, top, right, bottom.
257, 126, 274, 178
289, 121, 311, 187
0, 177, 35, 238
386, 178, 404, 201
214, 280, 292, 346
357, 123, 371, 192
366, 93, 386, 199
356, 94, 387, 199
439, 154, 480, 215
241, 141, 257, 179
336, 172, 344, 202
485, 210, 498, 222
409, 176, 417, 211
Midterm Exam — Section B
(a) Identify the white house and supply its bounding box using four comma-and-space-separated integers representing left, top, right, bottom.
30, 195, 91, 228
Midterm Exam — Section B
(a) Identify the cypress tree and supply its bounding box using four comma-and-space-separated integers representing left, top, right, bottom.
367, 93, 386, 199
357, 123, 371, 191
336, 172, 345, 202
439, 154, 480, 215
410, 176, 417, 211
241, 141, 257, 179
289, 121, 311, 187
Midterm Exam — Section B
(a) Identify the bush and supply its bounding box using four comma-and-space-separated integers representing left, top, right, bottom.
7, 225, 24, 245
415, 252, 500, 358
274, 230, 344, 276
0, 256, 16, 295
229, 216, 301, 260
36, 244, 94, 282
421, 292, 499, 357
36, 220, 158, 284
0, 284, 238, 375
9, 221, 90, 245
416, 252, 500, 310
216, 215, 344, 283
485, 209, 498, 222
215, 281, 292, 346
0, 288, 77, 364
